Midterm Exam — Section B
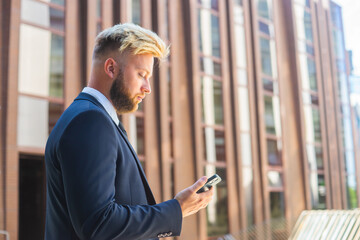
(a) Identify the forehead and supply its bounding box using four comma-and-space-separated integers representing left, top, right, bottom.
123, 53, 154, 73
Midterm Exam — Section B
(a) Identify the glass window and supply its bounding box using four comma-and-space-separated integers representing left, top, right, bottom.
260, 37, 277, 78
136, 117, 145, 156
17, 95, 63, 148
234, 0, 243, 5
238, 87, 250, 132
198, 9, 220, 57
21, 0, 65, 31
200, 57, 222, 76
169, 122, 174, 158
48, 102, 63, 134
302, 92, 319, 106
240, 133, 252, 165
138, 101, 144, 111
336, 59, 346, 73
259, 21, 274, 37
303, 106, 322, 143
243, 167, 253, 225
310, 173, 326, 209
18, 24, 64, 98
38, 0, 65, 6
330, 2, 343, 29
167, 66, 172, 116
297, 40, 314, 56
264, 95, 281, 136
96, 0, 102, 34
263, 78, 278, 94
257, 0, 272, 20
267, 139, 282, 166
346, 174, 358, 209
201, 77, 224, 125
270, 192, 285, 218
97, 0, 102, 18
295, 5, 313, 42
128, 115, 145, 156
332, 29, 345, 60
203, 128, 226, 162
345, 151, 355, 174
294, 0, 310, 8
234, 24, 246, 68
205, 166, 229, 236
336, 72, 349, 105
299, 54, 317, 92
306, 145, 324, 170
342, 117, 354, 150
339, 74, 350, 105
233, 4, 244, 24
268, 171, 283, 188
164, 0, 170, 40
131, 0, 141, 25
306, 44, 315, 56
237, 68, 247, 86
198, 0, 219, 10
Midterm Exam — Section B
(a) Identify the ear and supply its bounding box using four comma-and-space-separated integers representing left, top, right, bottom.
104, 58, 117, 79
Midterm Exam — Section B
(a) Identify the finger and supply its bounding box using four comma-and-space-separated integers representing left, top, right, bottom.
191, 176, 208, 192
203, 186, 215, 196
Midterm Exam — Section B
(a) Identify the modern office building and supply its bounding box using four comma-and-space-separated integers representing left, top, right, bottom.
350, 74, 360, 181
0, 0, 359, 239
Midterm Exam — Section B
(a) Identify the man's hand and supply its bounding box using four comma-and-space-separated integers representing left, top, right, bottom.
174, 176, 214, 217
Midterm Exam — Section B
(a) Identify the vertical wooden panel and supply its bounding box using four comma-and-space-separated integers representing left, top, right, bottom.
119, 0, 129, 23
86, 0, 98, 86
227, 0, 263, 228
102, 0, 113, 28
118, 0, 129, 138
141, 0, 162, 202
155, 0, 172, 202
353, 108, 360, 207
249, 0, 270, 221
170, 1, 199, 239
0, 0, 5, 231
187, 0, 207, 238
218, 0, 240, 235
275, 0, 306, 222
317, 0, 343, 209
243, 0, 264, 225
5, 0, 21, 239
286, 0, 332, 215
65, 0, 82, 107
226, 0, 247, 229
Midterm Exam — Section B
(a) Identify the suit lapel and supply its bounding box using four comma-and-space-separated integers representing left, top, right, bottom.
75, 93, 156, 205
114, 122, 156, 205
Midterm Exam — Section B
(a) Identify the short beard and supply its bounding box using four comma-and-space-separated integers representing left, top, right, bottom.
110, 70, 138, 114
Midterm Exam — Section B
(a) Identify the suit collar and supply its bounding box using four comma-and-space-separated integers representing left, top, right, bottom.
75, 92, 106, 110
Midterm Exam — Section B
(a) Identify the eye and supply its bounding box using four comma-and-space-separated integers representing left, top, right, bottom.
138, 73, 145, 79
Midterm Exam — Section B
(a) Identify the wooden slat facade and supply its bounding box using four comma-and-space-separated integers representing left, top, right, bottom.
0, 0, 359, 239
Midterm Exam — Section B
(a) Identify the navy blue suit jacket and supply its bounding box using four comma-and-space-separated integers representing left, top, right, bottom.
45, 93, 182, 240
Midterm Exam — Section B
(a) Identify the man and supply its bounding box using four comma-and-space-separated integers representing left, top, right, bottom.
45, 23, 214, 240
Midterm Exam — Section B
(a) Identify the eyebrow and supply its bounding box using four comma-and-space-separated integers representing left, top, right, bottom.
136, 67, 152, 76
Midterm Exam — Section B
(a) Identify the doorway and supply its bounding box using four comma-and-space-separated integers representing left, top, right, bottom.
19, 155, 46, 240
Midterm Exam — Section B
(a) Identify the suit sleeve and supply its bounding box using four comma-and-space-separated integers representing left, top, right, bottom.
58, 110, 182, 240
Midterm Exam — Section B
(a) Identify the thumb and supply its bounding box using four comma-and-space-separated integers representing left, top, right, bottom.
191, 176, 208, 192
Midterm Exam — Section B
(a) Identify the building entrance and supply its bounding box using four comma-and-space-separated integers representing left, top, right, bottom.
19, 155, 46, 240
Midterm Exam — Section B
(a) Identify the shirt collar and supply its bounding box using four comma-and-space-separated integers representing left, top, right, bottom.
82, 87, 120, 126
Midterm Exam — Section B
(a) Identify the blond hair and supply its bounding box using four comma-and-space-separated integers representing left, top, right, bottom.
93, 23, 169, 60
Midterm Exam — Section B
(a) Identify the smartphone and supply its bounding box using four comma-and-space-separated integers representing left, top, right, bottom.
196, 174, 222, 193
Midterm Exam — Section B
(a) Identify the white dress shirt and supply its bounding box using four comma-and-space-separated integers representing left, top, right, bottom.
82, 87, 120, 126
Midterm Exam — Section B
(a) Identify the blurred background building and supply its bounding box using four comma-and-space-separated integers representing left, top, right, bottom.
0, 0, 359, 239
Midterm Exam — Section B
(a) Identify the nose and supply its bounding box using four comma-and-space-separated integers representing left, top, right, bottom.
141, 78, 151, 95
